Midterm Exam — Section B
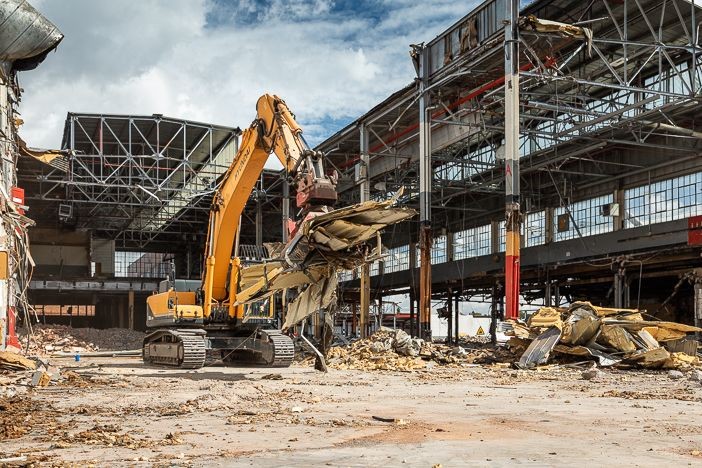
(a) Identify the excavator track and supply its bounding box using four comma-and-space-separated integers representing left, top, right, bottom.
260, 330, 294, 367
143, 329, 207, 369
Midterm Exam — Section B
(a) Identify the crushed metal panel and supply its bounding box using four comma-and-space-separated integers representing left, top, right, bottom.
282, 274, 338, 329
527, 307, 563, 329
598, 325, 637, 353
16, 136, 69, 172
561, 307, 600, 345
603, 319, 702, 334
553, 344, 620, 367
0, 0, 63, 70
624, 347, 670, 368
636, 329, 660, 350
642, 326, 686, 342
516, 326, 562, 369
662, 338, 698, 356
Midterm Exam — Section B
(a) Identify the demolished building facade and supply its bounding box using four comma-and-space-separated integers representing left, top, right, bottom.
0, 0, 63, 349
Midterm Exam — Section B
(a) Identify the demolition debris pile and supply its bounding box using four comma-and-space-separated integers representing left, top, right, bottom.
316, 328, 516, 371
511, 301, 701, 370
19, 325, 144, 355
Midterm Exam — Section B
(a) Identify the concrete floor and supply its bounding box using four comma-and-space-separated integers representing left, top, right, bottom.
2, 356, 702, 467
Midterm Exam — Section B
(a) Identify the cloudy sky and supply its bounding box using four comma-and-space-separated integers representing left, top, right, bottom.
19, 0, 481, 151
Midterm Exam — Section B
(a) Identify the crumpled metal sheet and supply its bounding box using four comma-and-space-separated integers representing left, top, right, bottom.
0, 0, 63, 71
520, 15, 593, 57
235, 196, 416, 328
553, 344, 620, 367
516, 326, 562, 369
299, 198, 416, 254
282, 274, 337, 330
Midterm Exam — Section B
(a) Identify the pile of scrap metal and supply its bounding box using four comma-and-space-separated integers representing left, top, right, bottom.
510, 302, 701, 370
235, 195, 416, 329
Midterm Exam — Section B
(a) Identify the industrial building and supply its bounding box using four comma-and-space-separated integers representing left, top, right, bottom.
2, 0, 702, 465
8, 0, 700, 342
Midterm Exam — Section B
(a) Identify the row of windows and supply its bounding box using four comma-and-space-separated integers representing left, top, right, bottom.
35, 304, 96, 317
339, 171, 702, 279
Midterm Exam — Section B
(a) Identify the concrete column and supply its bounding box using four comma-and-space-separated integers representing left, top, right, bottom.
544, 207, 554, 244
544, 279, 552, 307
447, 288, 453, 344
409, 287, 416, 338
128, 289, 135, 330
614, 188, 625, 231
454, 290, 460, 344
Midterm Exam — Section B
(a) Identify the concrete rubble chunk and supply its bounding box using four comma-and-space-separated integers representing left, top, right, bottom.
581, 368, 603, 380
667, 370, 684, 380
31, 370, 51, 387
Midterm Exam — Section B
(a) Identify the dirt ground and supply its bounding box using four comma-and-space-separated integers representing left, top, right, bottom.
2, 357, 702, 467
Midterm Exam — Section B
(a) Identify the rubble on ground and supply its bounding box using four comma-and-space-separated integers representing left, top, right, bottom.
511, 301, 702, 370
299, 328, 517, 371
18, 325, 144, 355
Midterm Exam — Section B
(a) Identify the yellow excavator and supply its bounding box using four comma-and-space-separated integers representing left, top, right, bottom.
142, 94, 338, 369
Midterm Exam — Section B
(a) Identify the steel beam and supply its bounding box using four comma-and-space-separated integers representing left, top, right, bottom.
418, 43, 433, 340
694, 276, 702, 339
359, 123, 370, 338
504, 0, 521, 321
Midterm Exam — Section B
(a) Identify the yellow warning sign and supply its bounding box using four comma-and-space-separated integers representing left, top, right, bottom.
476, 325, 485, 336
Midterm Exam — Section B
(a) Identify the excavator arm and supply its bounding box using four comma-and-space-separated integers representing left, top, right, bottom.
201, 94, 337, 318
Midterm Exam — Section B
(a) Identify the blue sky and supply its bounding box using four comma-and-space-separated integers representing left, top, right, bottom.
19, 0, 482, 151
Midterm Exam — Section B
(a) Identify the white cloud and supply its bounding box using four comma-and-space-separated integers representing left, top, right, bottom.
17, 0, 480, 150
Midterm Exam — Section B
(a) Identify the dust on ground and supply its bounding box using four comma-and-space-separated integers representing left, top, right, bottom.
2, 355, 702, 467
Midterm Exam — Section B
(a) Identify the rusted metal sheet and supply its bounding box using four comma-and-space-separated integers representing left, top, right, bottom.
0, 0, 63, 70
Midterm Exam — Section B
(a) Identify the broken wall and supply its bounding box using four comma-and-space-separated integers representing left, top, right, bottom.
0, 0, 63, 349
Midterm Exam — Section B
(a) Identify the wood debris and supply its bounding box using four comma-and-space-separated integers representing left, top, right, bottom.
0, 351, 36, 371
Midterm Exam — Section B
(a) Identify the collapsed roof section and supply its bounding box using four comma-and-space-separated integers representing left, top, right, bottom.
0, 0, 63, 72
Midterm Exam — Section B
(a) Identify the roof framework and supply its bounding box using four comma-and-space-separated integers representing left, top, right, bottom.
17, 0, 702, 286
19, 114, 243, 250
320, 0, 701, 216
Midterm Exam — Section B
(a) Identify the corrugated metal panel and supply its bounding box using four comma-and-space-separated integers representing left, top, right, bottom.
0, 0, 63, 70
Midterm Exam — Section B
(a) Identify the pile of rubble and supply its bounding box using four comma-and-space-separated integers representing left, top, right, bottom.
510, 301, 701, 370
318, 328, 516, 371
18, 325, 144, 355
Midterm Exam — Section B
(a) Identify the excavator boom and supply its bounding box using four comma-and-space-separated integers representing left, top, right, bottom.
143, 93, 337, 369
